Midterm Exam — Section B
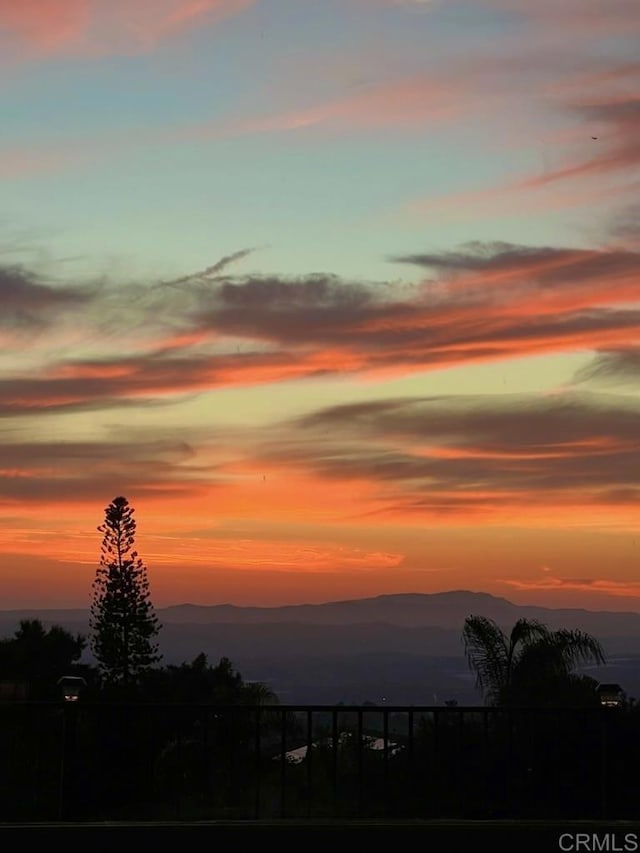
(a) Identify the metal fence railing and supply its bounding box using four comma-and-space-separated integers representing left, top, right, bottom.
1, 702, 637, 822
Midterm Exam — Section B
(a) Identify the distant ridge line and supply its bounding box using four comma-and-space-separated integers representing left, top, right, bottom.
1, 590, 639, 633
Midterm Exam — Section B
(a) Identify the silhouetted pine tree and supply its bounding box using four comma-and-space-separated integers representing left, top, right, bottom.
90, 496, 161, 684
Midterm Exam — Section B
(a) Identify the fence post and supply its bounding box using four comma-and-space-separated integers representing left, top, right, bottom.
58, 703, 78, 820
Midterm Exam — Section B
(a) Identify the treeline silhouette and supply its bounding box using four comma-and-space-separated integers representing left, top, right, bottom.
0, 617, 275, 704
0, 616, 284, 820
2, 615, 640, 821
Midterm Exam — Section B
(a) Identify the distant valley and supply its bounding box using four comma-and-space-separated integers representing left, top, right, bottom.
2, 590, 638, 704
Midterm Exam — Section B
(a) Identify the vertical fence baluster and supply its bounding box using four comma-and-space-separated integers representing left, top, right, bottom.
357, 708, 364, 817
332, 709, 338, 816
254, 706, 261, 819
280, 708, 287, 818
306, 709, 313, 818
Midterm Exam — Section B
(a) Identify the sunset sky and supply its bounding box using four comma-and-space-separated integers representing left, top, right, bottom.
1, 0, 639, 611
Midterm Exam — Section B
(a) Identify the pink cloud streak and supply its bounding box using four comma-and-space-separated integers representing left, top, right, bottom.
0, 71, 467, 180
0, 0, 258, 59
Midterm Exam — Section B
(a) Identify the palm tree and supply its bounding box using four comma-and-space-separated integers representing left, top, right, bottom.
241, 680, 279, 705
462, 615, 606, 706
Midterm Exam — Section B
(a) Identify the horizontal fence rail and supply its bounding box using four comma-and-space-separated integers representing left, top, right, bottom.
0, 702, 636, 822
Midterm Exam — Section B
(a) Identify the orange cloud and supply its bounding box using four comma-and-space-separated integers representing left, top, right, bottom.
140, 537, 404, 573
3, 429, 637, 606
417, 436, 631, 461
269, 392, 640, 529
1, 241, 639, 414
504, 576, 640, 600
0, 520, 403, 574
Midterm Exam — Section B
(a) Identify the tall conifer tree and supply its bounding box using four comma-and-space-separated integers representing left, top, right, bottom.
90, 496, 161, 683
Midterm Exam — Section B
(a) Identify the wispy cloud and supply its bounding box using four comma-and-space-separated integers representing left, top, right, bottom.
406, 61, 640, 220
519, 97, 640, 191
181, 73, 467, 141
608, 203, 640, 249
0, 238, 638, 414
0, 264, 92, 333
0, 428, 218, 504
503, 575, 640, 601
573, 350, 640, 388
257, 392, 640, 523
159, 247, 260, 287
0, 71, 467, 181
